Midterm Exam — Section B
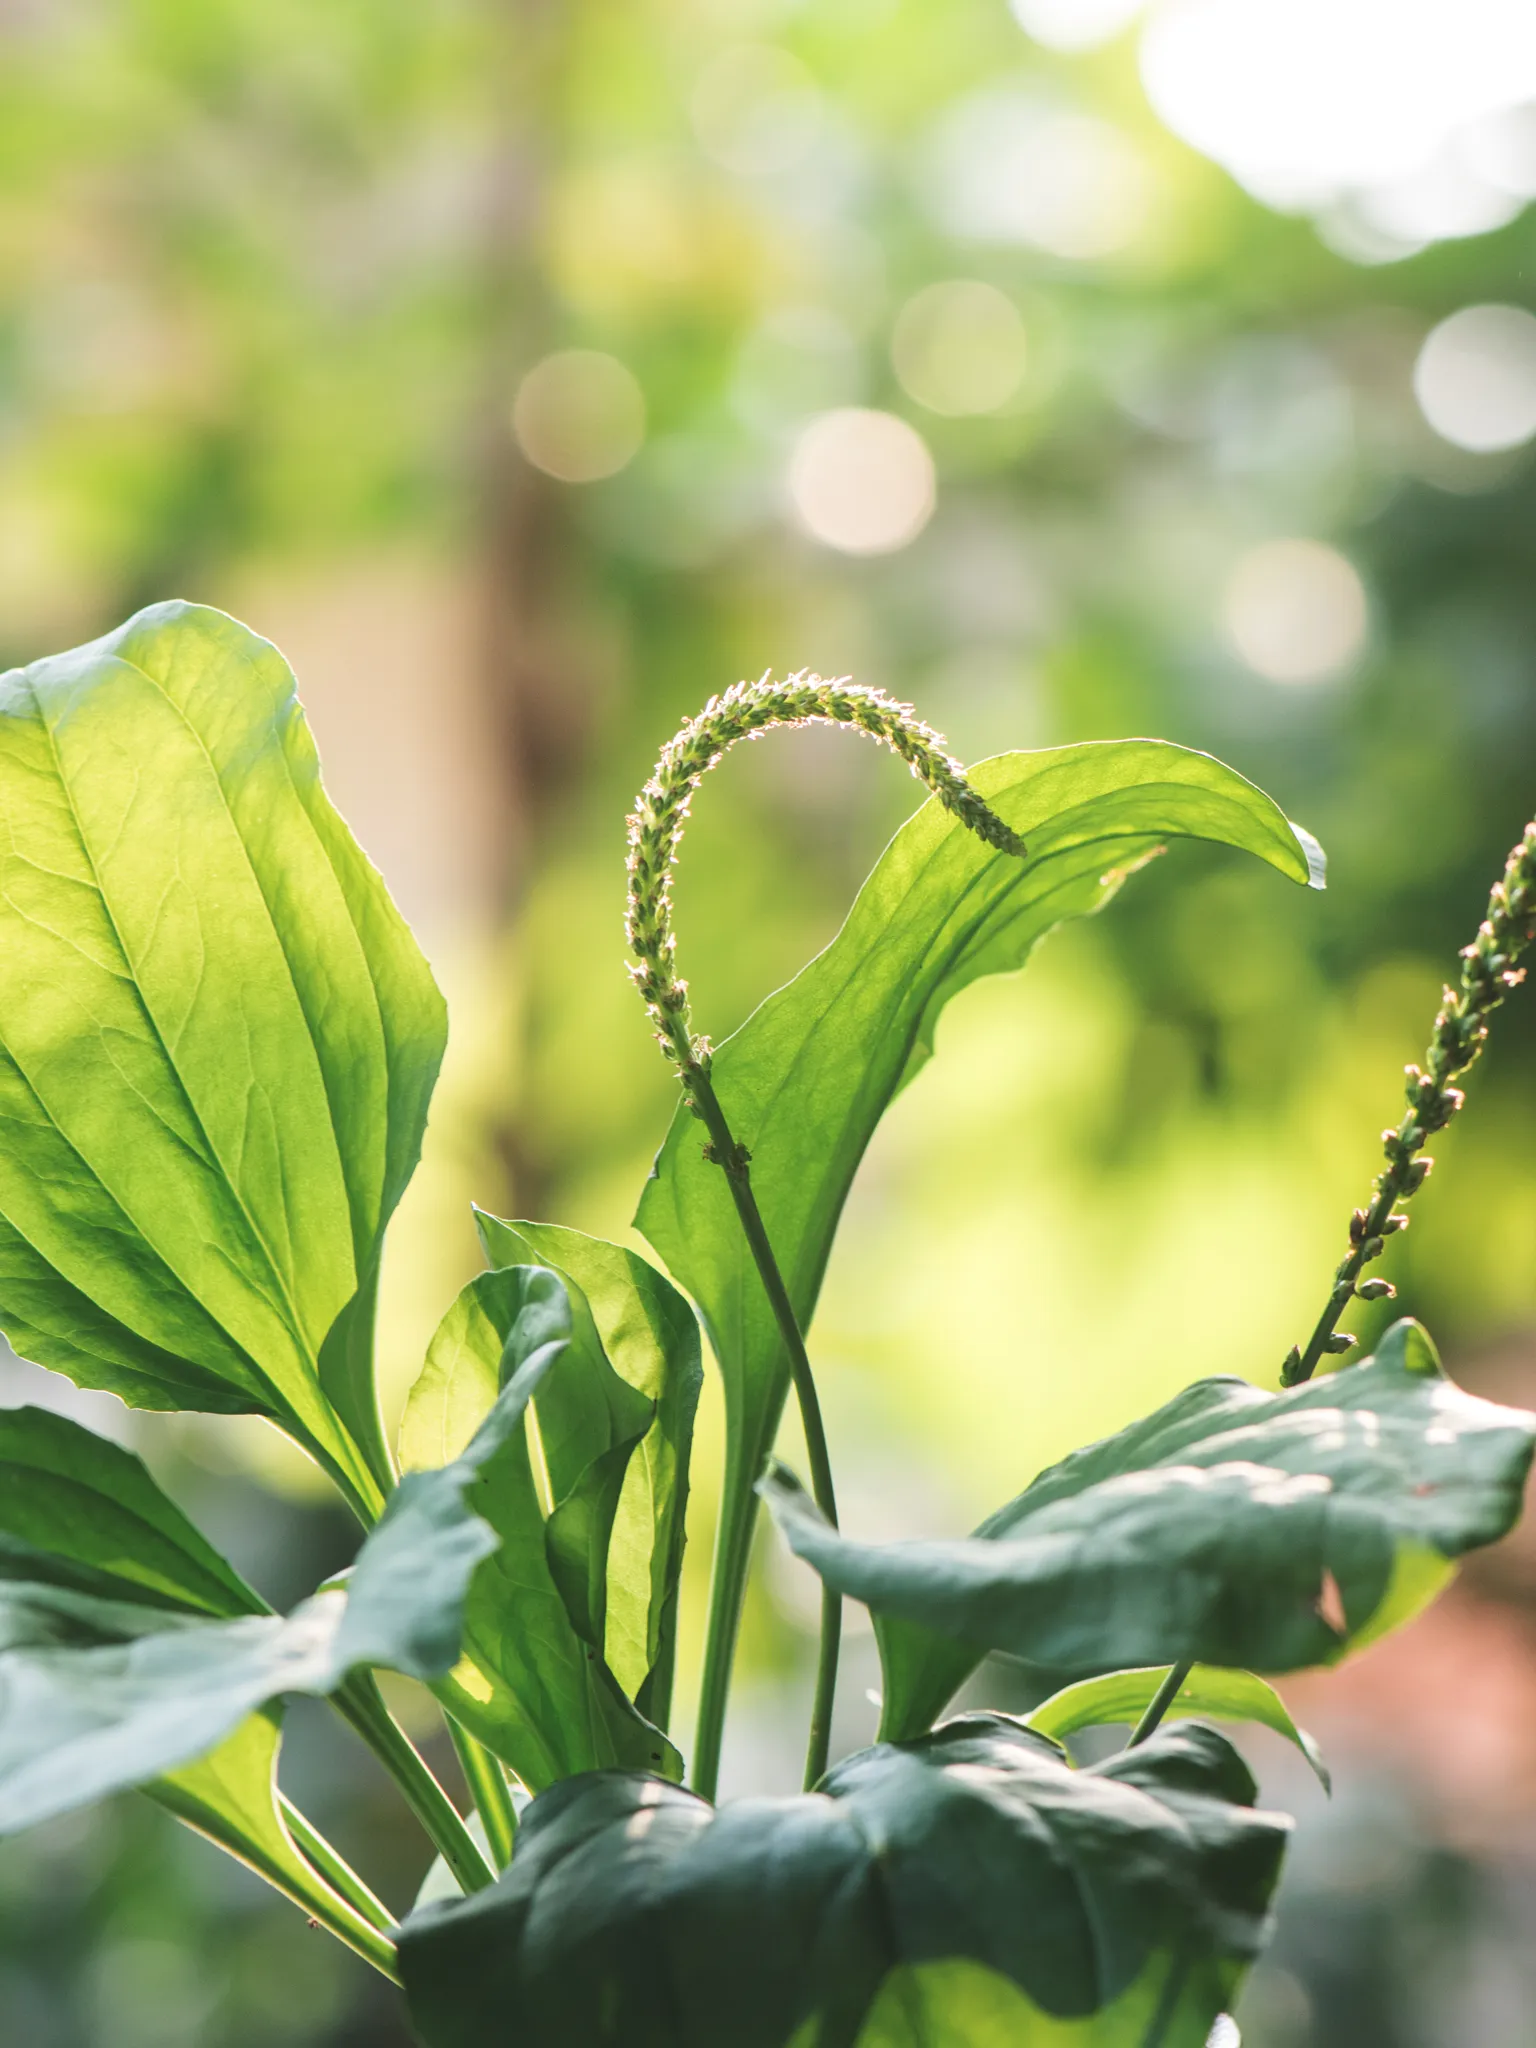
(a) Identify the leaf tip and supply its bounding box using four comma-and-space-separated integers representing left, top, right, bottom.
1372, 1317, 1443, 1380
1290, 820, 1328, 891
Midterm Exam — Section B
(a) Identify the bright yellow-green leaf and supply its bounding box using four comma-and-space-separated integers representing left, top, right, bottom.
637, 740, 1322, 1701
0, 603, 446, 1513
847, 1955, 1232, 2048
149, 1709, 390, 1942
474, 1213, 702, 1724
402, 1265, 679, 1790
1026, 1667, 1329, 1791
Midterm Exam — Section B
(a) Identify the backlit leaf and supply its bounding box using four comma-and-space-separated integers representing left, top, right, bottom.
149, 1708, 392, 1938
400, 1265, 679, 1790
1026, 1667, 1329, 1791
474, 1213, 702, 1721
636, 741, 1322, 1685
0, 603, 446, 1514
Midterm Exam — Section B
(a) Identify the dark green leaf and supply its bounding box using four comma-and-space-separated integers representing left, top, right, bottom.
0, 1594, 340, 1834
0, 1410, 370, 1905
0, 1406, 264, 1618
0, 603, 446, 1514
1027, 1667, 1329, 1791
635, 741, 1322, 1669
399, 1714, 1288, 2048
762, 1321, 1536, 1739
0, 1382, 519, 1835
474, 1212, 703, 1721
0, 1578, 205, 1652
399, 1266, 680, 1789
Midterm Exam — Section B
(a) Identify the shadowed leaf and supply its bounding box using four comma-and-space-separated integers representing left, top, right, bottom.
761, 1322, 1536, 1739
399, 1715, 1288, 2048
0, 1406, 264, 1618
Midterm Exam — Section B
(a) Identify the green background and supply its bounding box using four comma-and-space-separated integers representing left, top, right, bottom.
1, 4, 1534, 2044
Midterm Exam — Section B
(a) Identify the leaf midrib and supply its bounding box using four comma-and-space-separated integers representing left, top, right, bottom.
16, 655, 333, 1388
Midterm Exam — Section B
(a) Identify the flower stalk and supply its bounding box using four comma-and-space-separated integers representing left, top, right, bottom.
1284, 819, 1536, 1386
626, 673, 1026, 1087
626, 673, 1027, 1795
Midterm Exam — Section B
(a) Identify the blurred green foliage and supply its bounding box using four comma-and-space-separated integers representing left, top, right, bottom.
3, 1, 1536, 2042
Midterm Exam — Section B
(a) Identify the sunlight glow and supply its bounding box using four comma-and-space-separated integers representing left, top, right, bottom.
1140, 0, 1536, 255
690, 45, 824, 179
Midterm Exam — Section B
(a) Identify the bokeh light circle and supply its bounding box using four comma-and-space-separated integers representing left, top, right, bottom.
1223, 538, 1368, 683
1413, 304, 1536, 453
513, 350, 646, 483
891, 282, 1028, 416
788, 409, 936, 555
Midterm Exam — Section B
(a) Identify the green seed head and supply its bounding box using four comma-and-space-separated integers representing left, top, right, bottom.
625, 673, 1027, 1082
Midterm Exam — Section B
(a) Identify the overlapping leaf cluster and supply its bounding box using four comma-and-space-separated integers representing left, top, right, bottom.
0, 604, 1529, 2048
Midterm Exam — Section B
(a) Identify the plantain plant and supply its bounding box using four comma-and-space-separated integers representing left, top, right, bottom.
0, 600, 1531, 2047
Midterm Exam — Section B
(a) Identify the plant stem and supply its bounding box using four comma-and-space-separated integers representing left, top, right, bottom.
1127, 1660, 1192, 1747
692, 1452, 759, 1804
278, 1852, 400, 1981
1284, 818, 1536, 1386
279, 1795, 397, 1934
153, 1774, 398, 1980
287, 1424, 388, 1531
448, 1719, 519, 1867
686, 1063, 842, 1795
623, 678, 1028, 1800
335, 1675, 496, 1894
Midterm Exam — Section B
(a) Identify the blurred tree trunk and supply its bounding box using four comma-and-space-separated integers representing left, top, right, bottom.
475, 0, 597, 1220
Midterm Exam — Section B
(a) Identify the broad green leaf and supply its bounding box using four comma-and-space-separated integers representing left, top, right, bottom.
400, 1266, 679, 1790
0, 603, 446, 1513
635, 741, 1322, 1686
398, 1714, 1288, 2048
761, 1321, 1536, 1740
0, 1406, 264, 1618
1026, 1668, 1329, 1792
474, 1212, 703, 1720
